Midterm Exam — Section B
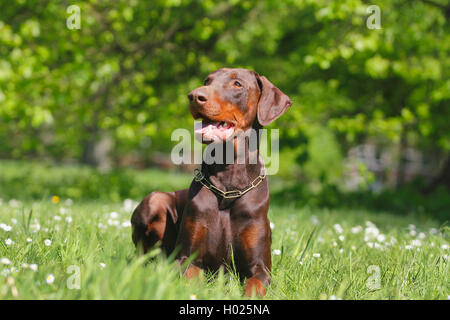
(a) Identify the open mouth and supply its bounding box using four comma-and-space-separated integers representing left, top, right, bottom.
194, 119, 236, 142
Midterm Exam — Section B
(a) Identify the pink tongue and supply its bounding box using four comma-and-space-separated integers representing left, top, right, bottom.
194, 121, 234, 141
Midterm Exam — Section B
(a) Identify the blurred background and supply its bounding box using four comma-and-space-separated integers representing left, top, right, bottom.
0, 0, 449, 218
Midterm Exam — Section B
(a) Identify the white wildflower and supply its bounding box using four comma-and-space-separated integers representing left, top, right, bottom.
46, 274, 55, 284
351, 226, 363, 234
107, 219, 120, 226
30, 223, 40, 232
0, 224, 12, 231
365, 221, 376, 227
390, 237, 397, 246
364, 225, 380, 242
333, 224, 343, 234
123, 199, 136, 212
376, 234, 386, 243
310, 216, 319, 225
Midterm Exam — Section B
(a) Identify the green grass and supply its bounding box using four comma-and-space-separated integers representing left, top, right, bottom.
0, 162, 448, 299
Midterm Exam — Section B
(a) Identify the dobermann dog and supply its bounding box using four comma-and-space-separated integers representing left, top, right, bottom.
131, 68, 292, 297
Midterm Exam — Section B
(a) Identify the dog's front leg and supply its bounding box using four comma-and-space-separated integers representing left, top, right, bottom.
176, 206, 209, 279
233, 217, 272, 297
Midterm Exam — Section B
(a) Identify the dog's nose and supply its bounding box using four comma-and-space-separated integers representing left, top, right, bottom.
188, 89, 208, 105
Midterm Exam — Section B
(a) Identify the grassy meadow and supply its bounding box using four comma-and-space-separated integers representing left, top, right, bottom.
0, 161, 448, 299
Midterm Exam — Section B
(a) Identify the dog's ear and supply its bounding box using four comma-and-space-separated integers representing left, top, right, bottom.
255, 75, 292, 126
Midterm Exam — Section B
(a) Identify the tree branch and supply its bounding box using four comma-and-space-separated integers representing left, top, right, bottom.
418, 0, 450, 19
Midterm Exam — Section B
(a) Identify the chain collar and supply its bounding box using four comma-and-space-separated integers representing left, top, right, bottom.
193, 168, 266, 199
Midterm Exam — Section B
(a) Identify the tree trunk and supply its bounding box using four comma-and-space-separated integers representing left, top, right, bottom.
423, 155, 450, 193
396, 128, 408, 189
81, 130, 113, 171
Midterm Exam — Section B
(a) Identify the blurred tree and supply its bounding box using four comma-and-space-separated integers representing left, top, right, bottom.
0, 0, 448, 190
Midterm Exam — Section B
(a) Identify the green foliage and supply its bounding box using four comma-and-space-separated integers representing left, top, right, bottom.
0, 160, 190, 202
1, 160, 448, 220
0, 0, 448, 187
303, 125, 343, 186
272, 181, 450, 221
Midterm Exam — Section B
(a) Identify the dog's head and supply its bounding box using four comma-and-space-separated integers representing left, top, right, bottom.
188, 68, 292, 143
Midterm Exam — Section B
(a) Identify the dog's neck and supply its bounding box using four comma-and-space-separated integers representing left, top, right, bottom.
201, 129, 265, 192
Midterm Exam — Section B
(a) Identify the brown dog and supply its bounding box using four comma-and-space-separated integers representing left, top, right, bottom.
131, 68, 292, 296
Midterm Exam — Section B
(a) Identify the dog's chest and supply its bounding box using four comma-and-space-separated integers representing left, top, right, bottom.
208, 210, 233, 266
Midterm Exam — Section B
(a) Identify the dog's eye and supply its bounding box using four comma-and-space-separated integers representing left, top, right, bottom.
233, 81, 242, 87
